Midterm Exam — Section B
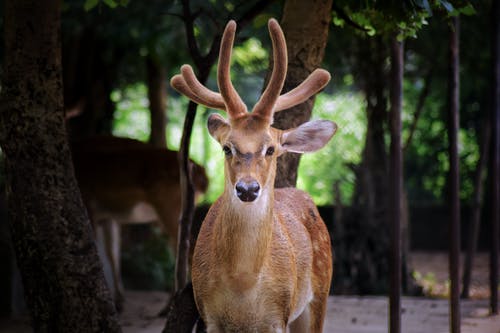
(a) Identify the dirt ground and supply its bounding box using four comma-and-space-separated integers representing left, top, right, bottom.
1, 251, 498, 333
410, 251, 492, 299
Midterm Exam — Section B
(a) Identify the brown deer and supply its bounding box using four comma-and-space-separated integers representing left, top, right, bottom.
71, 135, 208, 310
171, 19, 335, 332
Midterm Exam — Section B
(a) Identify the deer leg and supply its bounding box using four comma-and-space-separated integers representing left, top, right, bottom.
102, 219, 124, 312
304, 295, 329, 333
289, 306, 311, 333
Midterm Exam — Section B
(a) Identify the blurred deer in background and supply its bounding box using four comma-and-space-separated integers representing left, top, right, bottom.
71, 136, 208, 311
171, 19, 335, 332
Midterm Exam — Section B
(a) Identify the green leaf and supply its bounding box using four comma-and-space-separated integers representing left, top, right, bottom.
83, 0, 99, 11
102, 0, 117, 8
459, 4, 476, 15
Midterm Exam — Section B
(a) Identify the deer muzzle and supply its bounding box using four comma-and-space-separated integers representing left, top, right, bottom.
235, 178, 260, 202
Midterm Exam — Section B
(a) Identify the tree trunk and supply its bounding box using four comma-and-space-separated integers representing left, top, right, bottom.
389, 35, 403, 333
272, 0, 333, 187
147, 55, 167, 148
0, 1, 120, 331
334, 36, 391, 294
447, 16, 461, 333
488, 0, 500, 315
63, 30, 119, 139
462, 116, 490, 298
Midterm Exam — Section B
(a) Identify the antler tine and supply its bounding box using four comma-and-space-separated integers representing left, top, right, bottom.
180, 65, 226, 110
218, 20, 247, 119
252, 18, 288, 121
171, 74, 225, 110
274, 69, 331, 112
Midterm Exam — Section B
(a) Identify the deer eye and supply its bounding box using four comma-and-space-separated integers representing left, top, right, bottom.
266, 146, 275, 156
223, 145, 232, 157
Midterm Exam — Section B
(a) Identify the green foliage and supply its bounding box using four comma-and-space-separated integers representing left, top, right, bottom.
298, 93, 366, 205
332, 0, 474, 39
111, 84, 150, 140
83, 0, 128, 11
100, 0, 488, 209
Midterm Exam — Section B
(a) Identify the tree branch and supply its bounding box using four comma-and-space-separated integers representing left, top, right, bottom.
403, 65, 433, 150
332, 3, 370, 32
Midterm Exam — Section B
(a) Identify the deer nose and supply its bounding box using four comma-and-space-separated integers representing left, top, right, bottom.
235, 179, 260, 202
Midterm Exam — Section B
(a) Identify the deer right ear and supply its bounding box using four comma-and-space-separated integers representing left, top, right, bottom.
207, 113, 230, 142
280, 120, 337, 154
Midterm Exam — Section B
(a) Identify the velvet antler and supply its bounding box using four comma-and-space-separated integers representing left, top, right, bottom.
170, 19, 332, 122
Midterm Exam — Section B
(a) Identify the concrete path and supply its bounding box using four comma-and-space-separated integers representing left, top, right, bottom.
325, 295, 499, 333
119, 291, 500, 333
1, 291, 498, 332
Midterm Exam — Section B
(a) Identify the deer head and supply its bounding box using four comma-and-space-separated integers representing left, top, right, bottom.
171, 19, 336, 204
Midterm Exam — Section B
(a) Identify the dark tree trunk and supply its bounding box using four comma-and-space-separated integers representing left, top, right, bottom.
489, 0, 500, 315
334, 36, 392, 294
447, 16, 461, 333
356, 37, 389, 293
389, 35, 403, 333
462, 115, 490, 298
272, 0, 333, 188
0, 1, 120, 331
147, 55, 167, 148
63, 30, 120, 139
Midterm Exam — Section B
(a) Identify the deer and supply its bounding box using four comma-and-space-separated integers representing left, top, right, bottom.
71, 135, 208, 311
170, 19, 336, 332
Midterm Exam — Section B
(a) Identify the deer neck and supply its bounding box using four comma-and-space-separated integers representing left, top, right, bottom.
215, 183, 274, 278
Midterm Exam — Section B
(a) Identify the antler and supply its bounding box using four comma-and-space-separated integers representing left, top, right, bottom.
252, 19, 288, 121
217, 20, 247, 118
170, 19, 331, 121
274, 69, 331, 111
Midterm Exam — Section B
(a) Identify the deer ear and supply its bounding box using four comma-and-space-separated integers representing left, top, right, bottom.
280, 120, 337, 153
207, 113, 230, 143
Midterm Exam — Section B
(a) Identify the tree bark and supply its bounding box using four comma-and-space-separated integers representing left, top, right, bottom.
63, 30, 119, 139
489, 0, 500, 315
447, 16, 461, 333
389, 35, 403, 333
0, 1, 120, 331
462, 116, 490, 298
272, 0, 333, 188
147, 55, 167, 148
335, 36, 391, 294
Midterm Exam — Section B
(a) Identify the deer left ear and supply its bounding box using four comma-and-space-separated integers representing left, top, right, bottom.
280, 120, 337, 153
207, 113, 230, 143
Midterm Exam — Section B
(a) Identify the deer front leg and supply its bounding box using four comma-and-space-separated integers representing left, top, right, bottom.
101, 218, 125, 312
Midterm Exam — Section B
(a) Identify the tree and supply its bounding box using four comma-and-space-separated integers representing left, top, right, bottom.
0, 0, 120, 331
147, 54, 168, 148
271, 0, 334, 187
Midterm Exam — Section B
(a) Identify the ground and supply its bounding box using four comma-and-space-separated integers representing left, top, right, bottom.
1, 251, 499, 332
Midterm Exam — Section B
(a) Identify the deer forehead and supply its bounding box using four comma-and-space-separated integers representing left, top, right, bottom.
224, 116, 279, 153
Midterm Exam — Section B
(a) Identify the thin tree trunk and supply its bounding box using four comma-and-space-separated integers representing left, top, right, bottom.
404, 66, 433, 150
461, 119, 490, 298
389, 35, 403, 333
447, 16, 461, 333
147, 55, 167, 148
489, 0, 500, 315
0, 1, 120, 331
272, 0, 333, 188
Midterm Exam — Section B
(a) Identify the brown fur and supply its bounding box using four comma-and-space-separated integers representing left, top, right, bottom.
191, 113, 334, 332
